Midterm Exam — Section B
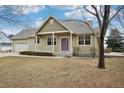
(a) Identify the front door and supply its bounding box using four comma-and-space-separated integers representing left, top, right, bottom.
61, 38, 69, 52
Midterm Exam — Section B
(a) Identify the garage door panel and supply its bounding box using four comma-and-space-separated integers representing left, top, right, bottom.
14, 44, 29, 52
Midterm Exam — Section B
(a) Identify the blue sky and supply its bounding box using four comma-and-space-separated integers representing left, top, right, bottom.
0, 5, 74, 35
0, 5, 123, 35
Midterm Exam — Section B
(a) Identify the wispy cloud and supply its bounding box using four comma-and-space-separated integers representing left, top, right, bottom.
34, 17, 44, 27
49, 5, 80, 10
12, 5, 45, 15
0, 5, 45, 15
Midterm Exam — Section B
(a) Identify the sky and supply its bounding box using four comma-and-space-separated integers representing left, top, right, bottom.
0, 5, 123, 36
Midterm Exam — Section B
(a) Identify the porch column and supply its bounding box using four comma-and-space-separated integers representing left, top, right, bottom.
52, 33, 54, 53
70, 32, 73, 54
35, 34, 37, 52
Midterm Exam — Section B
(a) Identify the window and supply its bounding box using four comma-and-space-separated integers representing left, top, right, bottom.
85, 35, 91, 45
37, 37, 40, 44
35, 36, 40, 44
47, 36, 56, 45
78, 35, 84, 45
78, 35, 91, 45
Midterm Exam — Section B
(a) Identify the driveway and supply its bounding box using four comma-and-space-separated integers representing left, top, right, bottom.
0, 52, 19, 57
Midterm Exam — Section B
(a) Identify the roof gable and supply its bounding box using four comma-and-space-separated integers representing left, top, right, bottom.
36, 16, 71, 34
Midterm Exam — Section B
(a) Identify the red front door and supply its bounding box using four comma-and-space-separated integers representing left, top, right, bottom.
61, 38, 69, 51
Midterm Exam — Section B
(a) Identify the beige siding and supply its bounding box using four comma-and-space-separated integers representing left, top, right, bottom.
37, 35, 52, 52
36, 33, 70, 53
27, 38, 35, 51
13, 39, 28, 44
12, 33, 99, 56
38, 18, 68, 33
72, 34, 98, 56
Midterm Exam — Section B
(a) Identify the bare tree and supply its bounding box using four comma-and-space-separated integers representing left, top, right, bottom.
0, 6, 36, 28
82, 5, 124, 69
116, 9, 124, 29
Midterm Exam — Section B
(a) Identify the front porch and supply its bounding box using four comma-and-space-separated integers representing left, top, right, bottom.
35, 31, 73, 56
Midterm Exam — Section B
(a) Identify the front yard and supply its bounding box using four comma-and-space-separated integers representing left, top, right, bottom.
0, 56, 124, 88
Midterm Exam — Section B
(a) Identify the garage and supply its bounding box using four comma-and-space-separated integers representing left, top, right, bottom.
14, 43, 29, 52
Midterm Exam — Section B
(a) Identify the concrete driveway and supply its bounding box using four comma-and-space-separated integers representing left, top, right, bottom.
0, 52, 19, 57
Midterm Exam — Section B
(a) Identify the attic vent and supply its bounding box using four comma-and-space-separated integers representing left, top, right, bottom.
50, 19, 54, 24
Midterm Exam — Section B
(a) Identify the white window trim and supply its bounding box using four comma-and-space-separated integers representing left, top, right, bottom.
46, 35, 57, 46
60, 36, 70, 52
77, 34, 92, 46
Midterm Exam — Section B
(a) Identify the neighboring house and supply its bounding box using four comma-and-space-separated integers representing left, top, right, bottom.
12, 16, 99, 56
0, 31, 12, 52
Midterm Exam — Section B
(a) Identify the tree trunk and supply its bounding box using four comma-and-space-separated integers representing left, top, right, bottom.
98, 34, 105, 69
97, 5, 110, 69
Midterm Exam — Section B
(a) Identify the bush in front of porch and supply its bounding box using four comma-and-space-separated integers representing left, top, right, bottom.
19, 51, 54, 56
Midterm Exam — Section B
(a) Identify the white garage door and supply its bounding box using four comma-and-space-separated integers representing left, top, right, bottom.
14, 44, 29, 52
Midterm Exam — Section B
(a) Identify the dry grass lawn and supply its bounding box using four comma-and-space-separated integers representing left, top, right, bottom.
0, 56, 124, 88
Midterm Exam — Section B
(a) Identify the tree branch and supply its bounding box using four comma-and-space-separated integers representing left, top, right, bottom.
83, 6, 96, 16
108, 5, 124, 23
91, 5, 102, 27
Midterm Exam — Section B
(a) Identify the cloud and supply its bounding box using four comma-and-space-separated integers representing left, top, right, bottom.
0, 5, 45, 15
49, 5, 80, 10
12, 5, 45, 15
34, 17, 44, 27
65, 10, 83, 19
0, 28, 20, 35
64, 6, 95, 20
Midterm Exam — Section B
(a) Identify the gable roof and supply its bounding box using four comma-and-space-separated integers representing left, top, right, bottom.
57, 20, 96, 34
0, 31, 11, 43
12, 16, 99, 40
36, 16, 99, 34
11, 28, 38, 40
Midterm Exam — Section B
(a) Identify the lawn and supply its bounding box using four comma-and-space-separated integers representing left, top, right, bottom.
0, 56, 124, 88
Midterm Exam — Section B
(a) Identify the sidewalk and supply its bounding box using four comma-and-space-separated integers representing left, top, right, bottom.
0, 52, 124, 58
0, 52, 63, 58
105, 52, 124, 57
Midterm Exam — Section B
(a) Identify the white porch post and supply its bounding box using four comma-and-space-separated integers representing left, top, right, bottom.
35, 34, 37, 52
70, 32, 73, 54
52, 33, 54, 53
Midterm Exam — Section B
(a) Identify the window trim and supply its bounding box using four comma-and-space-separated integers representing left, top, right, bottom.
46, 35, 57, 46
77, 34, 92, 46
35, 36, 40, 44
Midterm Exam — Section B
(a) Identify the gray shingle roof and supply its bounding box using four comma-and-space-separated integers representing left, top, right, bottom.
12, 17, 99, 40
11, 28, 38, 40
57, 20, 98, 34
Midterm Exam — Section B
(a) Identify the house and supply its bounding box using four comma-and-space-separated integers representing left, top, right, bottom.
0, 31, 12, 52
11, 16, 99, 56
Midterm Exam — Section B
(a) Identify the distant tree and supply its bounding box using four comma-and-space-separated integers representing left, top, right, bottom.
106, 28, 124, 52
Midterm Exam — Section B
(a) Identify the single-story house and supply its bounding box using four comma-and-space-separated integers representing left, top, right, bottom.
11, 16, 99, 56
0, 31, 12, 52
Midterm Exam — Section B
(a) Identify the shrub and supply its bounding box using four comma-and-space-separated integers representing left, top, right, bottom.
104, 48, 112, 53
19, 51, 54, 56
